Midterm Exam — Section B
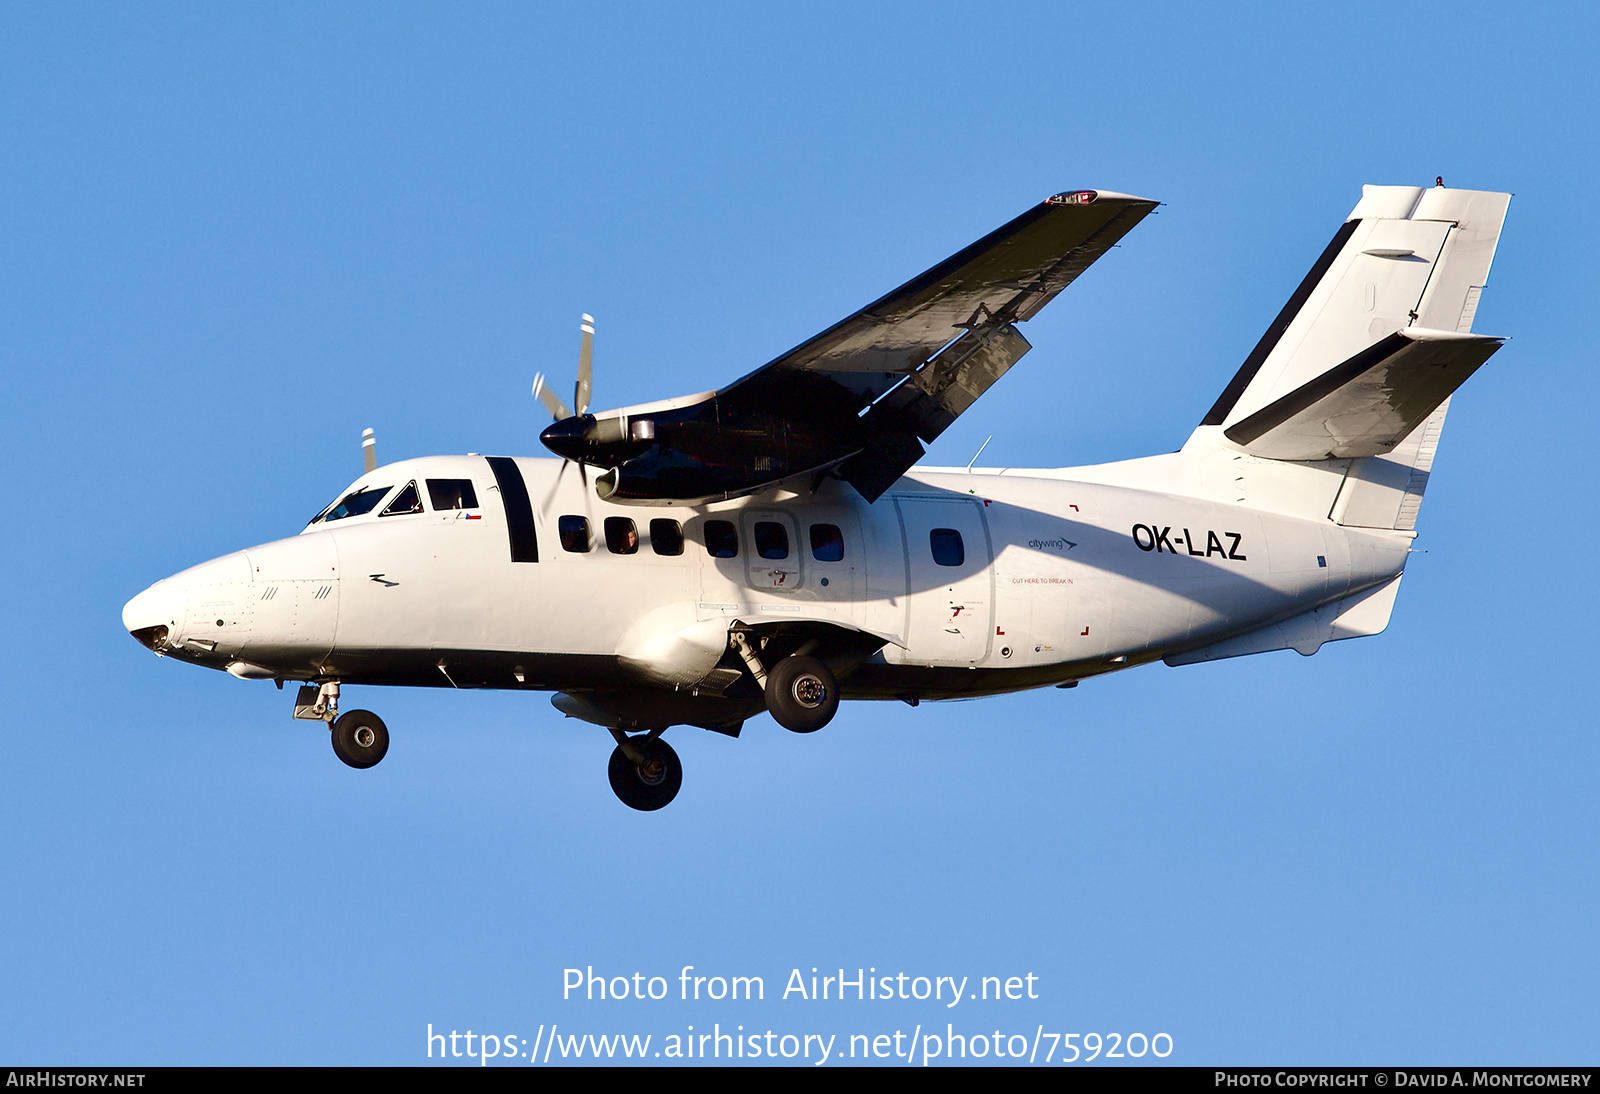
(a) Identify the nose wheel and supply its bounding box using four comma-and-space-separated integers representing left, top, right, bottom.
331, 709, 390, 769
607, 735, 682, 811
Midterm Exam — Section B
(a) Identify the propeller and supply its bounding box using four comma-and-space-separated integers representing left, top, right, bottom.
533, 313, 593, 421
533, 314, 597, 492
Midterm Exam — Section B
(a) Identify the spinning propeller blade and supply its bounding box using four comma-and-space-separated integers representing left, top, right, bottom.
532, 314, 595, 424
532, 373, 573, 422
535, 314, 598, 490
575, 313, 593, 416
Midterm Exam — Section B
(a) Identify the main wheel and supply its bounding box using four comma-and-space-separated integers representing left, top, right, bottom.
331, 709, 390, 769
607, 736, 682, 811
766, 655, 839, 733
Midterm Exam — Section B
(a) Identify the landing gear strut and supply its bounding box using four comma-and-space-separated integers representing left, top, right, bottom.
294, 682, 390, 769
728, 634, 841, 734
607, 732, 682, 811
331, 709, 390, 769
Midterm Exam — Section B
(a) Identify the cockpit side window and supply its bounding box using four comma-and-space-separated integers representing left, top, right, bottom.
320, 485, 392, 522
427, 479, 479, 510
380, 481, 424, 517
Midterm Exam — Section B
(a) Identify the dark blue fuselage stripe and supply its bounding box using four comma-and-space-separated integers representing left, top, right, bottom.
485, 456, 538, 563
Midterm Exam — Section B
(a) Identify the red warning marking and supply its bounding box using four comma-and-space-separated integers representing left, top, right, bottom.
996, 627, 1005, 635
1070, 504, 1080, 512
1080, 626, 1090, 636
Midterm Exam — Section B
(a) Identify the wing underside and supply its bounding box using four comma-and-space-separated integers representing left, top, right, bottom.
552, 189, 1159, 504
733, 190, 1158, 499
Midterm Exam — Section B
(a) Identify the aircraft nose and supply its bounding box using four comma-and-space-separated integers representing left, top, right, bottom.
123, 580, 183, 652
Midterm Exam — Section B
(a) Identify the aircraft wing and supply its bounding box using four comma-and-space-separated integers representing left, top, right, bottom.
720, 189, 1159, 499
542, 189, 1158, 504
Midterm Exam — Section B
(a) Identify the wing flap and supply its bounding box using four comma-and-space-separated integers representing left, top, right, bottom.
837, 322, 1033, 502
875, 323, 1034, 442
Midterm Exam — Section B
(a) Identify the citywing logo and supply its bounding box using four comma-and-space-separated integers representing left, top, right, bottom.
1026, 537, 1077, 552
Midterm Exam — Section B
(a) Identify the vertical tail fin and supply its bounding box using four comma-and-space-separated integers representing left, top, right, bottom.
1196, 184, 1509, 531
1203, 184, 1510, 434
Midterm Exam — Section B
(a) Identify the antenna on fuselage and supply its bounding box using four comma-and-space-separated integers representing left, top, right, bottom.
362, 427, 377, 473
966, 435, 992, 472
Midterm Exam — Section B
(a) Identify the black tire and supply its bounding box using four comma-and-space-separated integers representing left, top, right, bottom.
765, 655, 839, 733
607, 736, 682, 811
331, 709, 390, 769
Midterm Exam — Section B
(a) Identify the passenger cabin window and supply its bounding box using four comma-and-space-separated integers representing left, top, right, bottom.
380, 481, 423, 517
605, 517, 639, 555
810, 523, 844, 562
754, 521, 790, 560
559, 515, 591, 553
704, 520, 738, 559
427, 479, 478, 510
650, 519, 684, 556
322, 485, 391, 522
930, 528, 965, 567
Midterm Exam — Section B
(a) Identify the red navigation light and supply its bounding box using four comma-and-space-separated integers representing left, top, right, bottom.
1046, 190, 1098, 205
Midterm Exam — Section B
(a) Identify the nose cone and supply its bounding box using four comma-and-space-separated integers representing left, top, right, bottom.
123, 581, 183, 651
123, 552, 252, 656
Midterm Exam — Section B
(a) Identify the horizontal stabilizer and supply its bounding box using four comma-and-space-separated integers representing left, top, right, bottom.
1222, 327, 1502, 461
1203, 185, 1511, 437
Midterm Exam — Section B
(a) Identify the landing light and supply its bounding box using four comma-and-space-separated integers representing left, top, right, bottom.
130, 625, 168, 651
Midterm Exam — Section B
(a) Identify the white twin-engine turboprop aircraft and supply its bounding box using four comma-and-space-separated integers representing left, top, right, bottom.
124, 183, 1510, 810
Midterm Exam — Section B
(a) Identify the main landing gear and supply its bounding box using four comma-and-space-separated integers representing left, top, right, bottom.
607, 730, 682, 811
293, 682, 390, 770
765, 654, 839, 733
728, 634, 840, 734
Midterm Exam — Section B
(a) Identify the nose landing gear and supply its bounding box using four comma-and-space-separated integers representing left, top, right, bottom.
293, 683, 391, 769
606, 731, 682, 811
331, 709, 390, 769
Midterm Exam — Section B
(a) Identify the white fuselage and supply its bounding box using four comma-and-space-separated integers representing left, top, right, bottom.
123, 449, 1412, 708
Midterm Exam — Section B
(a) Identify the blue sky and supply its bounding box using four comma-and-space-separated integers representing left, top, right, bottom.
2, 1, 1596, 1066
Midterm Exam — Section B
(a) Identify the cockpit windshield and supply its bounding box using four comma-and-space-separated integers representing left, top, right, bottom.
312, 485, 392, 524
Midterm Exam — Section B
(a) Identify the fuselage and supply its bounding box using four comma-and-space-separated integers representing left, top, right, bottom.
121, 452, 1411, 707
